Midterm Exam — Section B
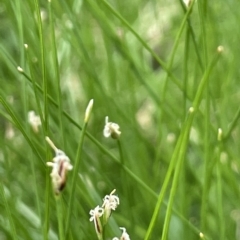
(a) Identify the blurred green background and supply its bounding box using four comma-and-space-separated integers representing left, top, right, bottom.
1, 0, 240, 239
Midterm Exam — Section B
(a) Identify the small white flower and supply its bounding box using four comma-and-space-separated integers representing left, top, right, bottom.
89, 205, 104, 239
103, 116, 121, 139
89, 205, 104, 221
102, 189, 120, 211
46, 137, 73, 195
28, 111, 41, 133
112, 227, 130, 240
102, 189, 120, 224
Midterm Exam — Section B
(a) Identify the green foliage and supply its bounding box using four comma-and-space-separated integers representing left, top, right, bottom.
0, 0, 240, 239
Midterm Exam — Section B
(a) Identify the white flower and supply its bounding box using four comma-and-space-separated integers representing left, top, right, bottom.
112, 227, 130, 240
89, 205, 104, 221
102, 189, 120, 224
46, 137, 73, 195
103, 116, 121, 139
28, 111, 41, 133
89, 205, 104, 239
102, 189, 120, 211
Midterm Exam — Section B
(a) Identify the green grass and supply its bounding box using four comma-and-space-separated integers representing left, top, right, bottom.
1, 0, 240, 239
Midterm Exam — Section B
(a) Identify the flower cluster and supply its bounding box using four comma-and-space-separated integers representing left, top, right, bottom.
46, 137, 73, 195
89, 189, 129, 240
103, 116, 121, 139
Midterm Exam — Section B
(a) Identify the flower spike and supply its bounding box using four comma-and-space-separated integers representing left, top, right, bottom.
89, 205, 104, 240
102, 189, 120, 224
46, 137, 73, 195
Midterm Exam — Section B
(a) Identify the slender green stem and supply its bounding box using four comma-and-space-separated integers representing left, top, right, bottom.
48, 0, 65, 148
179, 0, 204, 71
201, 89, 210, 234
216, 130, 225, 240
56, 196, 65, 240
43, 169, 51, 240
33, 0, 48, 132
223, 106, 240, 140
144, 48, 222, 240
162, 0, 194, 101
33, 0, 50, 238
0, 183, 18, 240
117, 139, 124, 165
161, 50, 221, 239
24, 45, 44, 130
197, 0, 208, 68
198, 0, 210, 233
14, 0, 26, 119
161, 113, 193, 240
117, 139, 135, 227
29, 150, 41, 221
183, 26, 190, 117
144, 127, 184, 240
18, 5, 42, 227
65, 100, 93, 238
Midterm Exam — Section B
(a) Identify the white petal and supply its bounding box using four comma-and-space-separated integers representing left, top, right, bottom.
103, 126, 111, 137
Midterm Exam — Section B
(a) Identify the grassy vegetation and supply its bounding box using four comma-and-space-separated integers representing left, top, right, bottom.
1, 0, 240, 239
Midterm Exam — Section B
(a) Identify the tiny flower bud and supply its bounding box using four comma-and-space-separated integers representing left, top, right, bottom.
183, 0, 191, 7
217, 45, 224, 53
199, 232, 204, 238
24, 44, 28, 49
17, 66, 23, 72
189, 107, 194, 113
218, 128, 223, 141
103, 116, 121, 139
84, 99, 94, 123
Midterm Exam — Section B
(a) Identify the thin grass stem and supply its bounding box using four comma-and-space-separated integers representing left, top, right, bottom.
162, 0, 194, 101
65, 100, 94, 238
56, 196, 65, 240
48, 0, 65, 148
0, 183, 18, 240
216, 129, 225, 240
